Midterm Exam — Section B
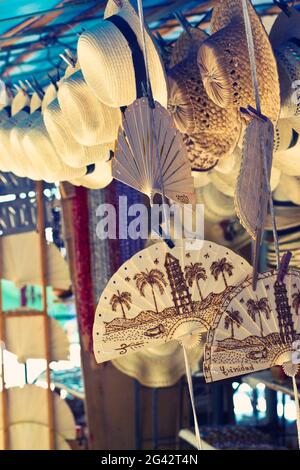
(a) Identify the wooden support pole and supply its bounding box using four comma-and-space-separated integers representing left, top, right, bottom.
36, 181, 55, 450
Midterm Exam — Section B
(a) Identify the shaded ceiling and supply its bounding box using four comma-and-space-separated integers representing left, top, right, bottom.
0, 0, 299, 84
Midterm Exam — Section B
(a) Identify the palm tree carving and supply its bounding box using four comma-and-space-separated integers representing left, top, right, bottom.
110, 290, 132, 319
210, 258, 234, 288
246, 297, 270, 337
134, 269, 167, 314
184, 262, 207, 301
224, 308, 243, 339
292, 290, 300, 315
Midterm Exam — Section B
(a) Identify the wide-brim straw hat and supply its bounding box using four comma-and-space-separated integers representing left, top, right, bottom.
44, 98, 112, 168
203, 183, 236, 219
168, 50, 241, 140
269, 6, 300, 118
30, 91, 42, 114
23, 115, 86, 183
57, 69, 121, 146
11, 89, 30, 116
77, 0, 168, 108
273, 117, 300, 175
71, 159, 113, 189
112, 339, 203, 388
197, 0, 280, 123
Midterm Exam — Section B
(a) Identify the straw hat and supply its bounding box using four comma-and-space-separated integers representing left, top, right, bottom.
113, 339, 203, 388
71, 158, 113, 189
273, 117, 300, 175
203, 183, 236, 219
192, 171, 211, 189
77, 0, 168, 108
0, 91, 30, 174
168, 51, 241, 141
182, 132, 219, 171
169, 27, 208, 69
273, 174, 300, 205
44, 98, 113, 168
57, 69, 121, 146
269, 6, 300, 118
23, 115, 86, 183
30, 91, 42, 114
197, 0, 280, 123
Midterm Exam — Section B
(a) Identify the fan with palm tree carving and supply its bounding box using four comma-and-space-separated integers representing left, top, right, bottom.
204, 269, 300, 382
93, 239, 251, 363
204, 268, 300, 446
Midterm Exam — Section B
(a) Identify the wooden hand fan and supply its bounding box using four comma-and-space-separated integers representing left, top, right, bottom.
204, 269, 300, 446
4, 314, 69, 362
93, 239, 251, 363
113, 97, 195, 205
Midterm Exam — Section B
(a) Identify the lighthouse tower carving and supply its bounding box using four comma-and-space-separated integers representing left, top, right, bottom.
274, 280, 296, 344
164, 253, 193, 316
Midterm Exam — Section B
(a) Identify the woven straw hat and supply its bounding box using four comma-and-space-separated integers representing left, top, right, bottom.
77, 0, 167, 108
113, 339, 203, 388
44, 98, 112, 168
169, 27, 208, 69
203, 183, 236, 219
168, 51, 241, 141
269, 6, 300, 118
192, 171, 211, 188
197, 0, 280, 123
57, 69, 121, 146
71, 158, 113, 189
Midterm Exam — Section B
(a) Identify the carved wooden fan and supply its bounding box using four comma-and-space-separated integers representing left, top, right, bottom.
113, 97, 195, 205
204, 269, 300, 447
93, 239, 251, 363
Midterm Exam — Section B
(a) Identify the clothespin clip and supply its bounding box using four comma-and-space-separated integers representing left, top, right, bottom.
64, 48, 77, 66
277, 251, 292, 283
273, 0, 291, 17
174, 11, 192, 37
59, 53, 74, 68
240, 105, 268, 122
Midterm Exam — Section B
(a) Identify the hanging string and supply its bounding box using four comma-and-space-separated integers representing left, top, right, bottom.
241, 0, 280, 269
136, 0, 170, 240
292, 375, 300, 449
182, 344, 203, 450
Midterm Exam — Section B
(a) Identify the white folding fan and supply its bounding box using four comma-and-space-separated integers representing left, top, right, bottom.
93, 239, 251, 363
1, 231, 71, 290
204, 269, 300, 447
113, 97, 195, 205
4, 314, 69, 362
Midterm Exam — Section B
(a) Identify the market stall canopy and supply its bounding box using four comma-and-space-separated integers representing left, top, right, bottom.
0, 1, 299, 85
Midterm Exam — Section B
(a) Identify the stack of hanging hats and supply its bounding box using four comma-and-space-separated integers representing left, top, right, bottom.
0, 88, 30, 174
9, 90, 45, 178
269, 5, 300, 118
77, 0, 168, 108
197, 0, 280, 123
22, 80, 86, 183
43, 63, 113, 168
57, 68, 121, 146
167, 21, 241, 171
